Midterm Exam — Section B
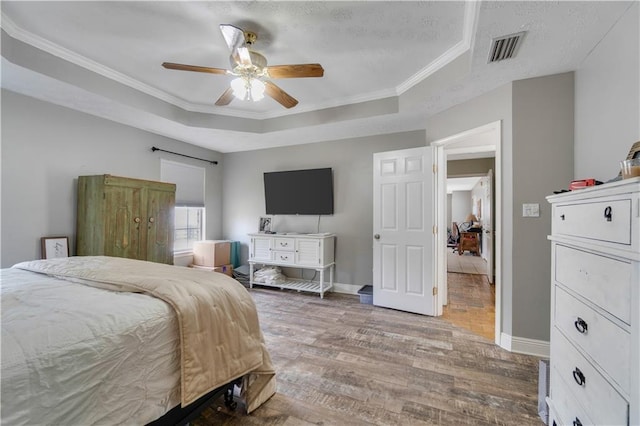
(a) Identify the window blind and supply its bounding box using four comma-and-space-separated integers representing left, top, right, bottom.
160, 159, 205, 207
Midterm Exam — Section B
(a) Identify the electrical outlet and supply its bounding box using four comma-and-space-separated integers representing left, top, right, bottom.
522, 203, 540, 217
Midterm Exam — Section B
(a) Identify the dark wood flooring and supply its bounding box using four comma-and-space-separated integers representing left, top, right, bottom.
194, 288, 542, 425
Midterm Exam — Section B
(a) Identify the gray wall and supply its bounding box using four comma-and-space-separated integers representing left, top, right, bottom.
1, 90, 224, 267
511, 73, 574, 341
451, 191, 472, 225
221, 131, 426, 287
575, 2, 639, 180
448, 158, 495, 177
426, 73, 574, 342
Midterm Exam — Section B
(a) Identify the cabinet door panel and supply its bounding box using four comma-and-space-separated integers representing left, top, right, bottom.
103, 186, 142, 259
251, 237, 273, 261
145, 189, 175, 264
296, 239, 321, 265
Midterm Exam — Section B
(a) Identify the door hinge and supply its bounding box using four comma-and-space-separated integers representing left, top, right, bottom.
432, 164, 437, 173
433, 287, 438, 296
432, 225, 437, 234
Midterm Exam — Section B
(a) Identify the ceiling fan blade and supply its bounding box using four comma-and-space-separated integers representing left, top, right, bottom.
219, 24, 252, 67
220, 24, 246, 52
215, 87, 235, 106
162, 62, 228, 75
264, 81, 298, 109
267, 64, 324, 79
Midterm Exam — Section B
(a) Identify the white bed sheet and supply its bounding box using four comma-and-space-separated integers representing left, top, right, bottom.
1, 267, 181, 425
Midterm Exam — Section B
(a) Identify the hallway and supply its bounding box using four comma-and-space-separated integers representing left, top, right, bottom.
442, 252, 495, 341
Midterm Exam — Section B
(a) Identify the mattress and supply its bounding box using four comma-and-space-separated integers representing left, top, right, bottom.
1, 267, 181, 425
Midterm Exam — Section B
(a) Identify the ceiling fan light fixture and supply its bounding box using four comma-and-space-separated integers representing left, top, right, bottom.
250, 79, 265, 101
230, 77, 247, 100
230, 77, 265, 102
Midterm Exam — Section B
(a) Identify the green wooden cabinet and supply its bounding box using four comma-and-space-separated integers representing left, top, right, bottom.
76, 175, 176, 264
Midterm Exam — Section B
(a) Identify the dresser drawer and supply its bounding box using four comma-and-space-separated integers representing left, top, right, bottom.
551, 330, 629, 426
555, 287, 630, 393
272, 251, 295, 264
555, 244, 632, 323
547, 401, 564, 426
553, 198, 631, 245
273, 238, 295, 251
549, 369, 596, 426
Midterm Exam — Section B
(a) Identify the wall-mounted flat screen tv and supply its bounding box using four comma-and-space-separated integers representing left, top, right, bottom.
264, 168, 334, 215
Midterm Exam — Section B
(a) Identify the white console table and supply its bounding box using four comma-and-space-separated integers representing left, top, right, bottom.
248, 233, 335, 298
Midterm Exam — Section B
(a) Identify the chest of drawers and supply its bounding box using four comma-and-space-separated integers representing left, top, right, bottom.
546, 178, 639, 426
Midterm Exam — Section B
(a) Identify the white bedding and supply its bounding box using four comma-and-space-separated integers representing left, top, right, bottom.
1, 268, 181, 425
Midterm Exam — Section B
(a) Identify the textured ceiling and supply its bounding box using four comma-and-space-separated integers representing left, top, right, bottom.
0, 1, 634, 152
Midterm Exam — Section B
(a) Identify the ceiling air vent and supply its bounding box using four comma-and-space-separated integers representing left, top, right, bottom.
488, 31, 526, 63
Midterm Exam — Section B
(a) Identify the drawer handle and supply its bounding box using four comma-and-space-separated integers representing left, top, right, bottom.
560, 214, 565, 220
280, 242, 288, 247
572, 367, 586, 386
574, 317, 588, 334
604, 206, 612, 222
280, 255, 288, 260
573, 417, 583, 426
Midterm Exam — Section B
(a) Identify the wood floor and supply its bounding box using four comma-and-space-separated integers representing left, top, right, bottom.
443, 251, 495, 341
194, 288, 542, 426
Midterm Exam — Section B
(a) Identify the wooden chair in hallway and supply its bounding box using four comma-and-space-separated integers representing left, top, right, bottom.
450, 222, 460, 253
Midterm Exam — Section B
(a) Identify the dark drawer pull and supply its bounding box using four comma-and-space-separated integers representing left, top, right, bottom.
574, 317, 588, 333
604, 206, 612, 222
573, 417, 583, 426
573, 367, 586, 386
560, 214, 565, 220
552, 421, 557, 426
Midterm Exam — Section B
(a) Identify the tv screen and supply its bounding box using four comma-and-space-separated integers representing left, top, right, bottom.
264, 168, 334, 215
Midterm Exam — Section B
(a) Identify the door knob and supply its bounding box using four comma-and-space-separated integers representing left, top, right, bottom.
374, 234, 380, 240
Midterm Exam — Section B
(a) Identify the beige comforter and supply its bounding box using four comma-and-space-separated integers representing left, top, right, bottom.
14, 256, 276, 412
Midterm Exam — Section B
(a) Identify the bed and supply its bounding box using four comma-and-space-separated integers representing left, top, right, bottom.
0, 256, 276, 425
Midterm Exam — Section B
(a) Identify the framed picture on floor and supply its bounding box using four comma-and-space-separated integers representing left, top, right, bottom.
41, 236, 69, 259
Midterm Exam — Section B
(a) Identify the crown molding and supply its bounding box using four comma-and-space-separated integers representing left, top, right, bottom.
396, 1, 479, 95
1, 3, 477, 120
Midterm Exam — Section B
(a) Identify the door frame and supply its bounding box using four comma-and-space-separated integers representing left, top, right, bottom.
432, 120, 502, 345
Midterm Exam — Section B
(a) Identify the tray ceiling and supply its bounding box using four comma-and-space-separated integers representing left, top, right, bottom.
0, 1, 633, 152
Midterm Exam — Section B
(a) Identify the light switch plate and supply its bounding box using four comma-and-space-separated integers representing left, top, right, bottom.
522, 203, 540, 217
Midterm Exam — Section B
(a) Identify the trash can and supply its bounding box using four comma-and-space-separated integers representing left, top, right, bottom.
538, 359, 550, 425
357, 285, 373, 304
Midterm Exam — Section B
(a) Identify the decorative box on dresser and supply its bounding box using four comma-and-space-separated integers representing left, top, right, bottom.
546, 177, 640, 426
248, 233, 335, 298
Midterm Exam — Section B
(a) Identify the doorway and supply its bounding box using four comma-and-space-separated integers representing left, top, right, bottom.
432, 121, 501, 344
443, 172, 495, 341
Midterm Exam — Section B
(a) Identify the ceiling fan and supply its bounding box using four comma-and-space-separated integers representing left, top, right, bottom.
162, 24, 324, 109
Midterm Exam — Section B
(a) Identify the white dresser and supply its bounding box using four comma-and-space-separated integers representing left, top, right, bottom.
546, 178, 639, 426
248, 233, 335, 298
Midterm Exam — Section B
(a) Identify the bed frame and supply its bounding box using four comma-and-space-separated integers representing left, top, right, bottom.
146, 378, 241, 426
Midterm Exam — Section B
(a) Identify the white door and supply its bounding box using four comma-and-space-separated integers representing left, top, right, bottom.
483, 170, 494, 283
373, 147, 436, 316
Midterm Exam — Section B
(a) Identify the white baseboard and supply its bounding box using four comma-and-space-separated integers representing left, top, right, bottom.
332, 282, 363, 295
501, 332, 549, 358
173, 252, 193, 267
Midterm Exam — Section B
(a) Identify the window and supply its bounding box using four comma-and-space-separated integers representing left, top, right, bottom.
160, 159, 206, 252
174, 206, 205, 252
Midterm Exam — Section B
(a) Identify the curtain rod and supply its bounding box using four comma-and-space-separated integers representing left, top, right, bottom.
151, 146, 218, 165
